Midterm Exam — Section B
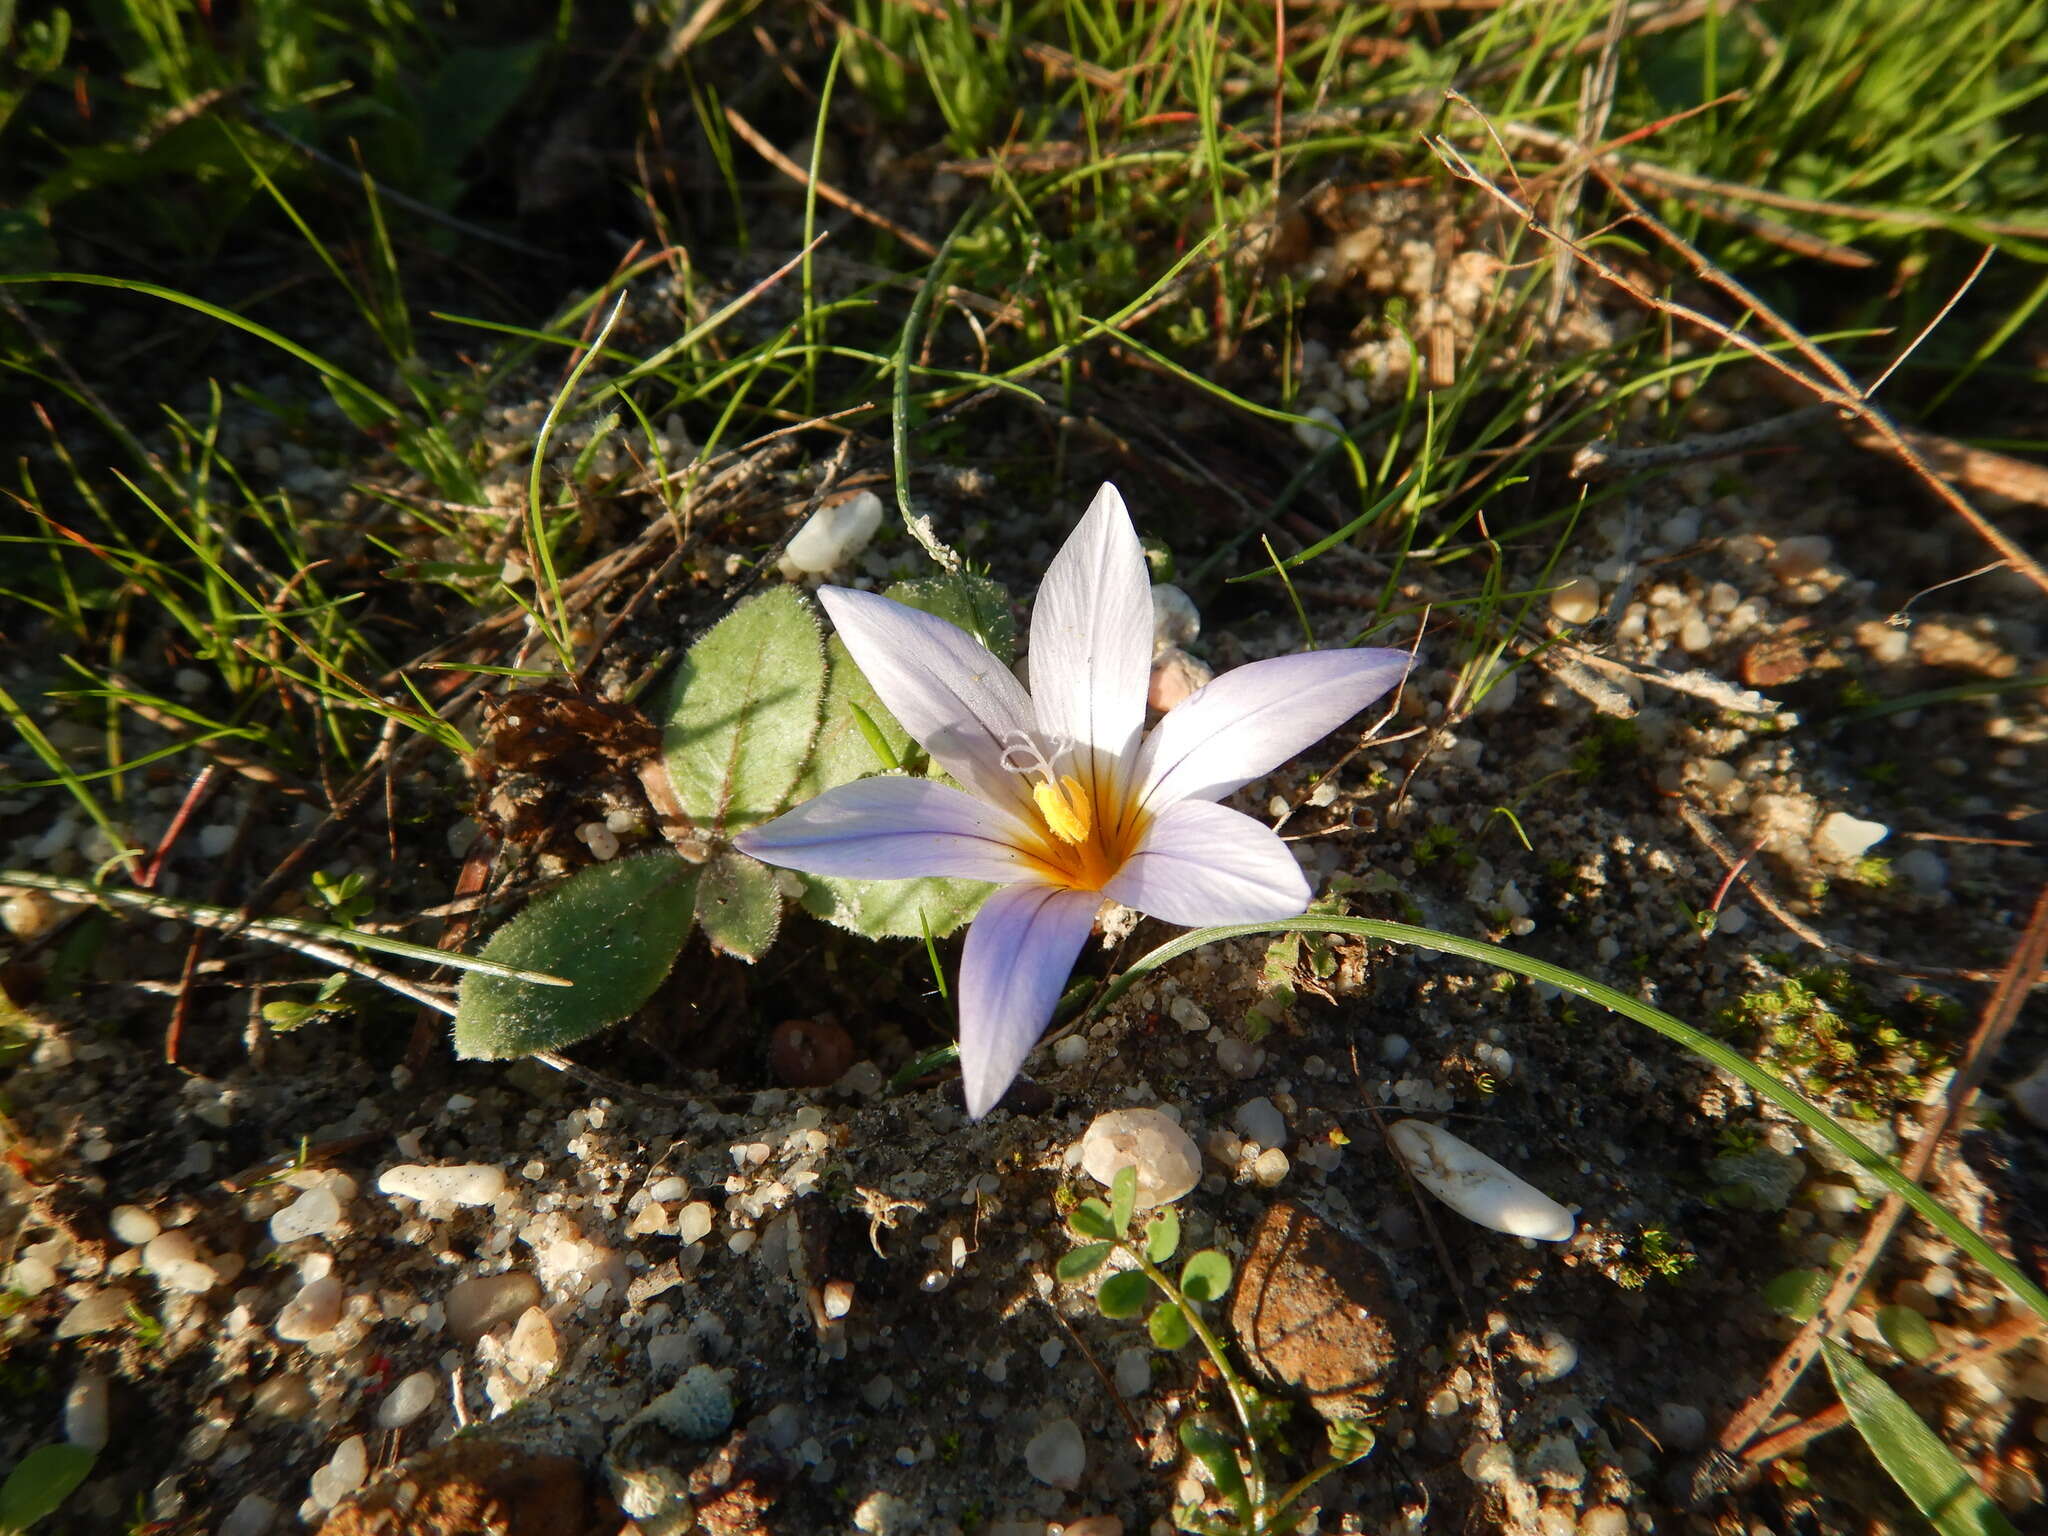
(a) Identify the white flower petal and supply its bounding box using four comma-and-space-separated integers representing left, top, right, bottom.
1028, 483, 1151, 791
1101, 799, 1309, 925
1136, 648, 1412, 808
818, 586, 1037, 816
957, 883, 1101, 1118
732, 776, 1034, 882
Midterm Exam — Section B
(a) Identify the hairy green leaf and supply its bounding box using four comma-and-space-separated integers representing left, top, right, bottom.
796, 869, 989, 941
1056, 1242, 1113, 1281
454, 854, 697, 1059
1109, 1165, 1138, 1238
1148, 1300, 1192, 1350
0, 1443, 96, 1530
695, 849, 783, 962
1180, 1249, 1232, 1304
1823, 1340, 2018, 1536
1068, 1198, 1116, 1242
792, 635, 913, 801
1145, 1207, 1181, 1265
662, 586, 824, 832
1876, 1304, 1939, 1364
885, 574, 1016, 663
1097, 1269, 1150, 1319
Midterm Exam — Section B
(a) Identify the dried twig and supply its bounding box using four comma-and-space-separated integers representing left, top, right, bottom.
1426, 109, 2048, 599
723, 103, 938, 258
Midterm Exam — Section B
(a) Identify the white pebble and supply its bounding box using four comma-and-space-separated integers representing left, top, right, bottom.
1771, 535, 1832, 579
1232, 1097, 1288, 1150
1024, 1416, 1086, 1489
1252, 1148, 1290, 1187
1549, 575, 1601, 625
780, 490, 884, 576
1578, 1507, 1628, 1536
1, 890, 60, 939
1388, 1120, 1575, 1241
64, 1370, 110, 1451
274, 1276, 344, 1342
376, 1370, 439, 1429
109, 1205, 161, 1247
1169, 995, 1209, 1032
55, 1289, 132, 1338
1053, 1033, 1089, 1067
678, 1202, 715, 1244
143, 1230, 219, 1294
1378, 1033, 1411, 1063
1814, 811, 1888, 862
1461, 1441, 1515, 1484
1148, 647, 1214, 713
632, 1364, 734, 1440
218, 1494, 276, 1536
647, 1175, 689, 1204
1078, 1109, 1201, 1210
197, 823, 239, 858
444, 1270, 542, 1344
307, 1435, 367, 1511
268, 1185, 344, 1243
1115, 1346, 1152, 1397
375, 1163, 507, 1208
1150, 584, 1201, 651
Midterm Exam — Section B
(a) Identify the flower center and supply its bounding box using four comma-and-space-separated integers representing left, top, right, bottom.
1001, 732, 1142, 891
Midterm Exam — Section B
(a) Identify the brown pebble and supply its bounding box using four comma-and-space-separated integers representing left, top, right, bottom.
770, 1018, 855, 1087
316, 1438, 613, 1536
1739, 618, 1816, 689
1229, 1200, 1408, 1419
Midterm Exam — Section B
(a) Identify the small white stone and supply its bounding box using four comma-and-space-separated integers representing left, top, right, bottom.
1169, 995, 1209, 1032
218, 1494, 276, 1536
678, 1202, 716, 1244
269, 1185, 344, 1243
780, 490, 885, 577
1024, 1416, 1086, 1489
443, 1270, 542, 1344
1078, 1109, 1201, 1210
507, 1305, 560, 1376
64, 1370, 110, 1451
307, 1435, 367, 1510
1549, 575, 1601, 625
275, 1276, 344, 1342
1388, 1120, 1575, 1241
631, 1364, 734, 1440
1114, 1347, 1152, 1397
1053, 1033, 1089, 1067
1578, 1507, 1629, 1536
0, 890, 59, 940
1232, 1097, 1288, 1150
56, 1288, 133, 1338
1815, 811, 1889, 863
143, 1230, 219, 1294
376, 1370, 439, 1429
1148, 647, 1214, 714
375, 1163, 507, 1208
1461, 1440, 1515, 1484
109, 1205, 161, 1247
1252, 1148, 1290, 1187
1770, 535, 1833, 579
648, 1175, 689, 1204
822, 1279, 855, 1320
1150, 585, 1201, 651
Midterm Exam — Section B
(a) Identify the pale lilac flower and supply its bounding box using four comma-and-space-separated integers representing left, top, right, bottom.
735, 484, 1412, 1117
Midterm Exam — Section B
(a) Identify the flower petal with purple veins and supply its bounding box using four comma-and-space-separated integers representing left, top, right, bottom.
817, 586, 1039, 818
733, 776, 1037, 883
1027, 483, 1152, 792
1102, 798, 1311, 926
956, 883, 1102, 1118
1135, 648, 1412, 809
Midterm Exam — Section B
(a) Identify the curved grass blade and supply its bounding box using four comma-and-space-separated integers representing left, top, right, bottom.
1096, 916, 2048, 1327
1822, 1340, 2018, 1536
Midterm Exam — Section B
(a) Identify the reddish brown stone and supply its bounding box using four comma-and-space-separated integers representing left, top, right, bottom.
1229, 1200, 1409, 1419
316, 1438, 617, 1536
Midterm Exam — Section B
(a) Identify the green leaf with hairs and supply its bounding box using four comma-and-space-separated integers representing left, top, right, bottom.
1180, 1249, 1232, 1304
1097, 1269, 1150, 1319
1056, 1242, 1112, 1282
1145, 1207, 1181, 1265
1148, 1300, 1192, 1350
1068, 1198, 1116, 1242
454, 853, 696, 1059
885, 574, 1016, 663
0, 1443, 96, 1530
1109, 1165, 1138, 1238
662, 586, 824, 833
695, 849, 782, 962
1822, 1340, 2018, 1536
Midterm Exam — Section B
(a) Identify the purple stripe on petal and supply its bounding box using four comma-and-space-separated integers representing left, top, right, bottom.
733, 777, 1035, 883
956, 883, 1101, 1119
818, 586, 1039, 818
1028, 484, 1151, 789
1136, 648, 1412, 809
1102, 799, 1309, 926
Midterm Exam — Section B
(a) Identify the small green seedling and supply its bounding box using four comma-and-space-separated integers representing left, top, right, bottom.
1057, 1167, 1375, 1535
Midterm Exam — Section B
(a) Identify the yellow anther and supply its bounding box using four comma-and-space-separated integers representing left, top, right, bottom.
1032, 774, 1093, 845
